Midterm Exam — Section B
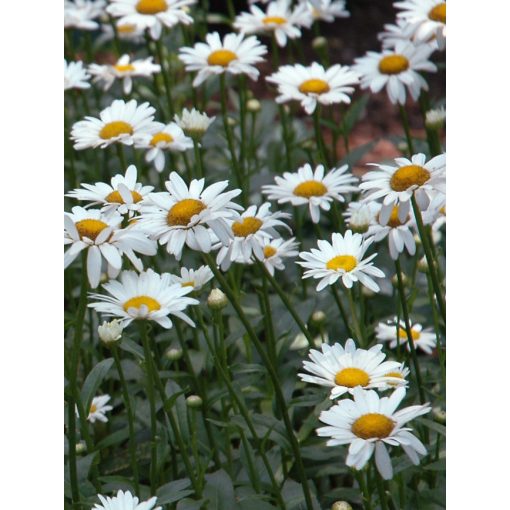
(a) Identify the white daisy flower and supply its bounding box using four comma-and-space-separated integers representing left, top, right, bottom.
305, 0, 350, 23
93, 490, 161, 510
88, 268, 198, 329
66, 164, 153, 217
262, 163, 358, 223
135, 122, 193, 173
367, 206, 416, 260
137, 172, 242, 260
179, 32, 267, 87
89, 54, 161, 94
376, 319, 437, 354
83, 395, 113, 423
169, 265, 214, 291
71, 99, 158, 150
64, 206, 157, 288
64, 60, 91, 90
422, 191, 446, 242
106, 0, 195, 40
317, 386, 430, 479
233, 0, 312, 48
98, 319, 124, 344
174, 108, 216, 140
343, 201, 380, 234
215, 203, 292, 271
353, 41, 436, 105
297, 230, 385, 292
299, 339, 406, 399
260, 237, 299, 275
97, 21, 146, 44
65, 0, 106, 30
425, 106, 446, 129
377, 19, 416, 49
359, 152, 446, 224
383, 363, 410, 389
266, 62, 359, 115
395, 0, 446, 50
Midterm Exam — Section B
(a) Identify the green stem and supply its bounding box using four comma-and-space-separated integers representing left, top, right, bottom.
155, 37, 174, 117
313, 106, 329, 167
193, 140, 204, 179
375, 469, 390, 510
116, 144, 127, 169
345, 287, 366, 347
355, 470, 373, 510
330, 285, 353, 338
398, 105, 415, 156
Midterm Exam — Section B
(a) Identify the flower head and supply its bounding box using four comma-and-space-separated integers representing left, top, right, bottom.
64, 60, 91, 90
174, 108, 216, 140
65, 0, 106, 30
93, 490, 161, 510
85, 395, 113, 423
170, 265, 214, 291
376, 319, 437, 354
98, 319, 124, 344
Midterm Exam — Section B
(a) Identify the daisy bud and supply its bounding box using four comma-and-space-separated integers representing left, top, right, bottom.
75, 441, 87, 454
98, 319, 123, 345
300, 139, 316, 151
414, 233, 422, 245
332, 503, 352, 510
312, 36, 328, 51
246, 98, 261, 113
432, 406, 446, 424
283, 104, 291, 115
227, 116, 237, 127
100, 272, 109, 284
310, 310, 326, 327
417, 256, 429, 273
186, 395, 203, 409
165, 347, 183, 361
392, 273, 409, 287
361, 286, 376, 298
207, 288, 228, 310
397, 141, 408, 153
425, 107, 446, 130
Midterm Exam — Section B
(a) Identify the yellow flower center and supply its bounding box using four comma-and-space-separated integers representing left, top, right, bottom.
123, 295, 161, 313
114, 63, 136, 72
89, 403, 97, 414
385, 371, 404, 386
263, 246, 277, 258
75, 219, 109, 241
335, 367, 370, 388
428, 2, 446, 23
298, 79, 331, 95
263, 16, 287, 25
136, 0, 167, 15
378, 54, 410, 75
181, 281, 195, 288
99, 121, 134, 140
326, 255, 357, 272
390, 164, 431, 192
105, 190, 143, 204
440, 206, 446, 216
293, 180, 328, 198
151, 132, 174, 146
398, 327, 421, 340
207, 49, 238, 67
232, 217, 263, 237
167, 199, 206, 226
381, 206, 407, 228
117, 24, 137, 34
352, 413, 395, 439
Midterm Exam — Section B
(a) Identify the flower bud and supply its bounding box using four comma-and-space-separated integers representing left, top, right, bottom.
98, 319, 123, 345
397, 141, 409, 153
310, 310, 326, 327
300, 139, 316, 151
425, 107, 446, 130
361, 286, 375, 298
392, 273, 409, 288
75, 441, 87, 454
332, 502, 353, 510
165, 347, 183, 361
246, 98, 261, 113
227, 116, 237, 127
207, 288, 228, 310
312, 36, 327, 50
186, 395, 203, 409
432, 406, 446, 424
417, 256, 429, 273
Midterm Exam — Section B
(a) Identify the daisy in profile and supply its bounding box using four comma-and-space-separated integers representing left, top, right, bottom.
136, 122, 193, 172
395, 0, 446, 50
64, 60, 91, 90
383, 363, 410, 389
376, 319, 437, 354
64, 207, 157, 288
263, 163, 358, 223
93, 490, 161, 510
343, 201, 380, 234
260, 237, 299, 275
179, 32, 267, 87
378, 19, 416, 49
359, 152, 446, 223
353, 41, 436, 105
89, 269, 198, 329
174, 108, 216, 141
267, 62, 359, 114
367, 206, 416, 260
299, 339, 405, 399
170, 265, 214, 291
137, 172, 242, 260
106, 0, 195, 40
97, 21, 146, 44
71, 99, 157, 150
306, 0, 350, 23
297, 230, 385, 292
84, 395, 113, 423
65, 0, 106, 30
233, 0, 312, 48
66, 165, 153, 217
89, 54, 161, 94
317, 387, 430, 479
215, 203, 291, 271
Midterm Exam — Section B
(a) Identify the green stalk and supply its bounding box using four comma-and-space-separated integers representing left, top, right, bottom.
330, 285, 353, 338
155, 37, 174, 117
193, 140, 204, 179
355, 470, 373, 510
375, 469, 390, 510
398, 105, 415, 156
238, 75, 248, 175
116, 144, 127, 169
313, 106, 329, 167
345, 287, 366, 347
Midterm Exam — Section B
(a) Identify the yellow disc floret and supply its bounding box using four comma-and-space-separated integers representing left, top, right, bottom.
263, 16, 287, 25
136, 0, 167, 15
398, 327, 421, 340
151, 132, 174, 146
123, 295, 161, 313
89, 403, 97, 414
232, 217, 263, 237
352, 413, 395, 439
115, 64, 136, 73
326, 255, 357, 272
378, 54, 409, 75
389, 164, 431, 192
117, 24, 137, 34
105, 190, 143, 204
298, 79, 331, 95
428, 2, 446, 23
207, 50, 238, 67
293, 180, 328, 198
335, 368, 370, 388
99, 121, 134, 140
167, 199, 206, 226
75, 219, 109, 241
381, 206, 407, 228
263, 246, 277, 258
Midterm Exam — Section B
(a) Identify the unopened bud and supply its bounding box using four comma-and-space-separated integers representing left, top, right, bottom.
312, 36, 327, 50
75, 441, 87, 454
332, 502, 352, 510
227, 116, 237, 127
397, 141, 409, 153
165, 347, 183, 361
246, 98, 261, 113
186, 395, 203, 409
301, 139, 316, 151
361, 286, 375, 298
432, 406, 446, 424
425, 107, 446, 130
417, 256, 428, 273
310, 310, 326, 327
98, 319, 123, 345
392, 273, 409, 287
207, 288, 228, 310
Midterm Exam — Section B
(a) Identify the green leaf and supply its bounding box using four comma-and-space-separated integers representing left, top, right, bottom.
342, 94, 369, 135
80, 358, 114, 410
156, 479, 194, 505
418, 418, 446, 436
119, 338, 144, 360
203, 469, 238, 510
